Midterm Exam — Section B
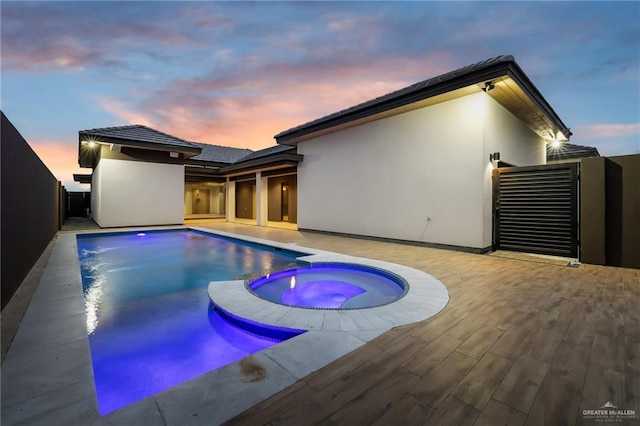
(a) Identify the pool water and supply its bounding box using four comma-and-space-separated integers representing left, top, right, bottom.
248, 264, 406, 309
77, 230, 304, 415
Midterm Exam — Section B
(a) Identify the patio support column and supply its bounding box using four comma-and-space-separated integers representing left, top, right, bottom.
226, 178, 235, 223
256, 172, 268, 226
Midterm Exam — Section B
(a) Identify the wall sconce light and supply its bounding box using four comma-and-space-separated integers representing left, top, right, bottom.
489, 152, 500, 162
482, 81, 495, 92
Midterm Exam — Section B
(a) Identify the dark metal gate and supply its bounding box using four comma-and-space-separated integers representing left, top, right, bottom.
493, 163, 579, 258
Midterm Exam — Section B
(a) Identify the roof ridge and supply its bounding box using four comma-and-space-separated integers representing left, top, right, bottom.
79, 124, 200, 148
79, 124, 144, 133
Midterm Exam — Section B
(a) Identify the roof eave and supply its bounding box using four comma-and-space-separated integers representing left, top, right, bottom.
275, 59, 571, 145
219, 153, 303, 175
78, 133, 201, 155
504, 62, 572, 139
275, 62, 514, 145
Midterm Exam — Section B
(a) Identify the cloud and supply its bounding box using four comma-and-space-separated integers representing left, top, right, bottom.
0, 2, 203, 74
576, 123, 640, 140
97, 51, 452, 149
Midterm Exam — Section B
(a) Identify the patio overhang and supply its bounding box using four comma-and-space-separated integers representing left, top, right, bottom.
73, 173, 92, 184
219, 153, 302, 177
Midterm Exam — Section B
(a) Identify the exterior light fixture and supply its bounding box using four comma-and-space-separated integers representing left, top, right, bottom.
87, 141, 97, 149
482, 81, 495, 92
551, 140, 562, 149
489, 152, 500, 162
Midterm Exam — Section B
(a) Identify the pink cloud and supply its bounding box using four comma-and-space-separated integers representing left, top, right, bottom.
575, 123, 640, 140
98, 97, 155, 128
97, 52, 453, 150
2, 39, 102, 71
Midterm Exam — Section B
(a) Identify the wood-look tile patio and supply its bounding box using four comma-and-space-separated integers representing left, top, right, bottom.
193, 223, 639, 426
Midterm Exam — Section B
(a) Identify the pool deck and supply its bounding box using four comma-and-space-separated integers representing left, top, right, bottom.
2, 221, 639, 425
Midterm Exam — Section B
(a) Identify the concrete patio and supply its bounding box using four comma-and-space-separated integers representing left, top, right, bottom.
2, 220, 638, 425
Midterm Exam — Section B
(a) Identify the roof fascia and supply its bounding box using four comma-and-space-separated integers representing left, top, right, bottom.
184, 159, 231, 168
276, 60, 572, 144
73, 173, 92, 184
219, 153, 302, 174
504, 62, 572, 138
275, 63, 512, 144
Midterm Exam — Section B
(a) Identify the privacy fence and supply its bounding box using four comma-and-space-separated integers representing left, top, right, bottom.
1, 112, 66, 309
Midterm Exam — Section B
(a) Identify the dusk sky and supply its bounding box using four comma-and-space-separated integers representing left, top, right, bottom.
2, 1, 639, 191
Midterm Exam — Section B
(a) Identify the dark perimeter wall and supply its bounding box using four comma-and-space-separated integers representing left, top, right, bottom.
581, 154, 640, 269
1, 111, 62, 309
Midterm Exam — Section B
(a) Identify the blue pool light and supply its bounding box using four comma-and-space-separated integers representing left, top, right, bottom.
249, 264, 406, 309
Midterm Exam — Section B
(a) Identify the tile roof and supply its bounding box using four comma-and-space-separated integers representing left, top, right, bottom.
79, 125, 198, 150
78, 125, 298, 168
188, 142, 253, 164
547, 143, 600, 162
275, 55, 571, 145
275, 55, 516, 142
233, 144, 296, 163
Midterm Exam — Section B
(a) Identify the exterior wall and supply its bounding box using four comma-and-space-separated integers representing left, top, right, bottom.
91, 158, 184, 227
611, 155, 640, 269
296, 92, 544, 250
297, 93, 486, 248
580, 158, 607, 265
1, 112, 61, 309
581, 155, 640, 269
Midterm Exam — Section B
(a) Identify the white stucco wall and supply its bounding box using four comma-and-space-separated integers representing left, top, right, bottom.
91, 158, 184, 227
90, 162, 102, 225
296, 92, 545, 250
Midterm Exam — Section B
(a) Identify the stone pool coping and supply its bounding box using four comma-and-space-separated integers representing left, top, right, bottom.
1, 226, 448, 425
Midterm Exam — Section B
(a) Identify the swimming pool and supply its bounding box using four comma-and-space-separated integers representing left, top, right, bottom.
77, 229, 306, 415
248, 263, 407, 309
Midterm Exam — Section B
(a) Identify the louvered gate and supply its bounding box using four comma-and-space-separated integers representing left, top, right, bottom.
493, 163, 579, 258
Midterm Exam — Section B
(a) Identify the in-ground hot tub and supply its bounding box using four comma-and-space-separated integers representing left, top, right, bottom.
247, 263, 407, 309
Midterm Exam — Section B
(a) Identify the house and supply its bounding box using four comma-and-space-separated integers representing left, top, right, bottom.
275, 55, 571, 252
77, 55, 573, 253
76, 126, 301, 228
